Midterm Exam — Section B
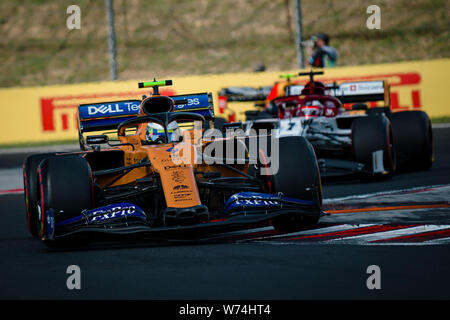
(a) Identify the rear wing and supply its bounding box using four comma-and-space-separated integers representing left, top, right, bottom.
78, 100, 141, 133
171, 92, 215, 120
78, 93, 215, 134
285, 80, 390, 106
333, 80, 390, 105
219, 80, 389, 105
218, 86, 272, 102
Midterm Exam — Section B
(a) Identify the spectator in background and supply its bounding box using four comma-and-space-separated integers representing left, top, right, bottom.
306, 33, 338, 68
253, 62, 266, 72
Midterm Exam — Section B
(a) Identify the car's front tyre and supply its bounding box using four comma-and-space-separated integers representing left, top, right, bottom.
268, 136, 322, 231
23, 153, 56, 237
36, 155, 93, 245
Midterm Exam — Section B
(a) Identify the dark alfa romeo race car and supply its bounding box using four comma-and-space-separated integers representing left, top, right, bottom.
221, 71, 434, 179
23, 80, 323, 247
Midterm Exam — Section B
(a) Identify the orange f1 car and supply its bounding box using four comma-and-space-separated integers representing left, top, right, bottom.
23, 80, 323, 246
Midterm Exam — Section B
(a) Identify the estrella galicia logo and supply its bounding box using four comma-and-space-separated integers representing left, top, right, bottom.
173, 184, 189, 190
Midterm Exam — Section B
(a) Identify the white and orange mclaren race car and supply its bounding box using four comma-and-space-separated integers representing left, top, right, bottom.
23, 80, 323, 247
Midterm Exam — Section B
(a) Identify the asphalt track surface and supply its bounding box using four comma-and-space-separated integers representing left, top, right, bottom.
0, 128, 449, 300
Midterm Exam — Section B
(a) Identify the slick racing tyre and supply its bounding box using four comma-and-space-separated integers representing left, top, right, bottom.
351, 115, 396, 179
269, 136, 322, 231
23, 153, 56, 237
37, 155, 93, 245
389, 111, 434, 171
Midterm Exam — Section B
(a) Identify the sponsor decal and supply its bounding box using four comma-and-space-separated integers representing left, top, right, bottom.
87, 204, 145, 222
170, 170, 186, 184
172, 94, 209, 110
79, 100, 141, 120
55, 203, 146, 227
164, 164, 187, 171
336, 81, 384, 95
224, 192, 313, 213
225, 192, 280, 208
173, 184, 189, 190
170, 182, 193, 203
40, 89, 175, 132
84, 101, 140, 117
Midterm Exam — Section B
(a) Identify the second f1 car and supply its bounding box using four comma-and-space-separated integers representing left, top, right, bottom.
221, 71, 434, 179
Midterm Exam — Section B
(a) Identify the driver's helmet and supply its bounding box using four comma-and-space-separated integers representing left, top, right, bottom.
145, 121, 180, 143
301, 99, 324, 117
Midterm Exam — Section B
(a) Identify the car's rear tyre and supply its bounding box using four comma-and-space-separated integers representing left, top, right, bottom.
389, 111, 434, 171
22, 153, 56, 237
351, 115, 396, 179
269, 136, 322, 231
37, 155, 93, 245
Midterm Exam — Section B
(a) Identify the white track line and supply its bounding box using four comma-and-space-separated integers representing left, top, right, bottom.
432, 123, 450, 129
424, 236, 450, 244
326, 225, 450, 243
241, 224, 375, 242
255, 240, 448, 246
323, 184, 450, 203
246, 224, 450, 246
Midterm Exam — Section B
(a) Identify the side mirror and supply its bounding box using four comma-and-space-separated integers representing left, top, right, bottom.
352, 103, 368, 111
86, 134, 109, 145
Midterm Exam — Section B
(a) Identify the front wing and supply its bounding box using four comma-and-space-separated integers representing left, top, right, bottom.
42, 192, 322, 243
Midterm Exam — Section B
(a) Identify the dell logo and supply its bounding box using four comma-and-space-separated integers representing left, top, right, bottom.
87, 104, 124, 115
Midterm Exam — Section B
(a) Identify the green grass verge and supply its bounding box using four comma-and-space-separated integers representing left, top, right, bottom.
431, 116, 450, 124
